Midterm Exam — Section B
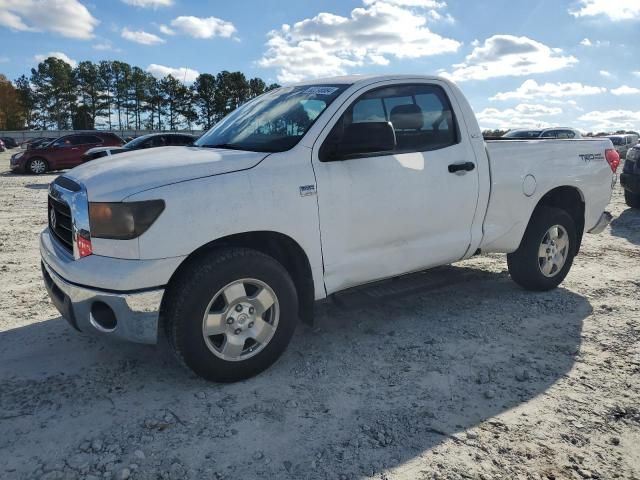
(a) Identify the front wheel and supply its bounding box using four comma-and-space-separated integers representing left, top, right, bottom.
507, 206, 577, 291
163, 248, 299, 382
27, 158, 48, 174
624, 190, 640, 209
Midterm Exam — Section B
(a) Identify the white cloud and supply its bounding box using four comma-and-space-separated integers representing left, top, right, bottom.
490, 79, 606, 101
34, 51, 77, 67
121, 27, 165, 45
258, 0, 461, 83
362, 0, 446, 6
120, 0, 173, 7
599, 70, 612, 78
443, 35, 577, 82
158, 24, 175, 35
92, 41, 121, 52
578, 110, 640, 131
170, 16, 236, 39
579, 37, 609, 47
569, 0, 640, 21
0, 0, 98, 39
611, 85, 640, 95
146, 64, 200, 83
476, 103, 562, 129
633, 71, 640, 78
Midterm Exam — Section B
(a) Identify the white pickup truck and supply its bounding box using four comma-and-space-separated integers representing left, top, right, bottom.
41, 75, 618, 382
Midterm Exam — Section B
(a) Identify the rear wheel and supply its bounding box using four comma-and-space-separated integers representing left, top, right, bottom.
624, 190, 640, 209
27, 158, 48, 174
507, 206, 577, 291
163, 248, 298, 382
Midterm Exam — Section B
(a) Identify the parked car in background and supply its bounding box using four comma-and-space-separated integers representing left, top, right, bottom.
607, 134, 638, 160
621, 143, 640, 208
0, 139, 5, 152
10, 132, 123, 174
82, 133, 197, 162
20, 137, 55, 150
0, 137, 18, 148
502, 128, 583, 139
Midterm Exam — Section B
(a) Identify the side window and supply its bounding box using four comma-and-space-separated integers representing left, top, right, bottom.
170, 135, 193, 146
53, 137, 72, 147
70, 136, 88, 145
149, 136, 167, 147
541, 130, 556, 138
85, 135, 103, 144
323, 83, 459, 160
70, 135, 101, 145
352, 99, 385, 123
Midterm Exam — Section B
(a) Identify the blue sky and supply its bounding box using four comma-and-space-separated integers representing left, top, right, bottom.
1, 0, 639, 131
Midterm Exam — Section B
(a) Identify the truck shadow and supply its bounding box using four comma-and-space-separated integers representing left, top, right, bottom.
610, 208, 640, 245
0, 265, 590, 479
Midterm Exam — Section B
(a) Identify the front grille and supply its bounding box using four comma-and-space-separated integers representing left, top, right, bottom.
48, 195, 73, 253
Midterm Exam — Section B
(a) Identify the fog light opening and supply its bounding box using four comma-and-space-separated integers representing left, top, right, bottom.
90, 301, 117, 332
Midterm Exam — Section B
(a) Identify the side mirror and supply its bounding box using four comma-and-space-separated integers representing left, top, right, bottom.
322, 122, 396, 161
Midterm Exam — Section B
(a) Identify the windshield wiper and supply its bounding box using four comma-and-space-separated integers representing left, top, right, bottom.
199, 143, 246, 151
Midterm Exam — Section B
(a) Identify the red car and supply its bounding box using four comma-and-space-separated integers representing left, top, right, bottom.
10, 132, 123, 174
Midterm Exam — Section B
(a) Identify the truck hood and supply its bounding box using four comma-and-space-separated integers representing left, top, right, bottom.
66, 146, 268, 201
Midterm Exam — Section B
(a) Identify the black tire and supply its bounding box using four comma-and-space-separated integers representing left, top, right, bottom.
507, 206, 577, 291
26, 157, 48, 174
163, 248, 299, 382
624, 190, 640, 209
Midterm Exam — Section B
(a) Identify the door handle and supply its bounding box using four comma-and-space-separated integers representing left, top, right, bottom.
448, 162, 475, 173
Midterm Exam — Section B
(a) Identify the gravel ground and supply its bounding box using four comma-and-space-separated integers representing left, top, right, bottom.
0, 149, 639, 480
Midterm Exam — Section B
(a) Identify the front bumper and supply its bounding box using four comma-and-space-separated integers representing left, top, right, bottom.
42, 260, 164, 344
10, 158, 25, 172
620, 173, 640, 194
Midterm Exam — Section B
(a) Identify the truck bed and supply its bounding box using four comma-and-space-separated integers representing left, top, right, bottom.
479, 138, 614, 253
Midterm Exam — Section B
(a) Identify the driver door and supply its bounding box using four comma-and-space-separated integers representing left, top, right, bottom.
312, 81, 480, 294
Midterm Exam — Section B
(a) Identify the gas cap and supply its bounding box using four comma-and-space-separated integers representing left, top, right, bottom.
523, 174, 537, 197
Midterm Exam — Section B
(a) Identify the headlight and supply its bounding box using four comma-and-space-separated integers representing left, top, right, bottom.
89, 200, 165, 240
11, 152, 24, 162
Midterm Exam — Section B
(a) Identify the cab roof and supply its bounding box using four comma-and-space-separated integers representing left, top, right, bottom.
291, 74, 449, 87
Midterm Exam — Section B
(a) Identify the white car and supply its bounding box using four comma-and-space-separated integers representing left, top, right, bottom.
502, 128, 583, 139
41, 75, 617, 382
606, 134, 638, 159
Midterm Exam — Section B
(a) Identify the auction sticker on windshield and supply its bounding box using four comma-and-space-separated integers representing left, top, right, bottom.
303, 86, 340, 95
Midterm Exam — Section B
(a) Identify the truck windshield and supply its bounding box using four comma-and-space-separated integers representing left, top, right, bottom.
608, 137, 623, 146
195, 84, 349, 152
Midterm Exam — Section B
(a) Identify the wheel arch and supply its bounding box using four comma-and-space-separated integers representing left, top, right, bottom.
530, 186, 585, 253
163, 230, 316, 325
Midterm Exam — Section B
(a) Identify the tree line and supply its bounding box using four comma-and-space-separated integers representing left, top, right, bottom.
0, 57, 280, 131
482, 128, 639, 138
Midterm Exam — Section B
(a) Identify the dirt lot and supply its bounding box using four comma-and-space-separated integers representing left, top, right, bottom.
0, 149, 639, 480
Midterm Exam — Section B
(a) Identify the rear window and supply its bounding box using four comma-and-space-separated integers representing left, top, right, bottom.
556, 130, 576, 139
